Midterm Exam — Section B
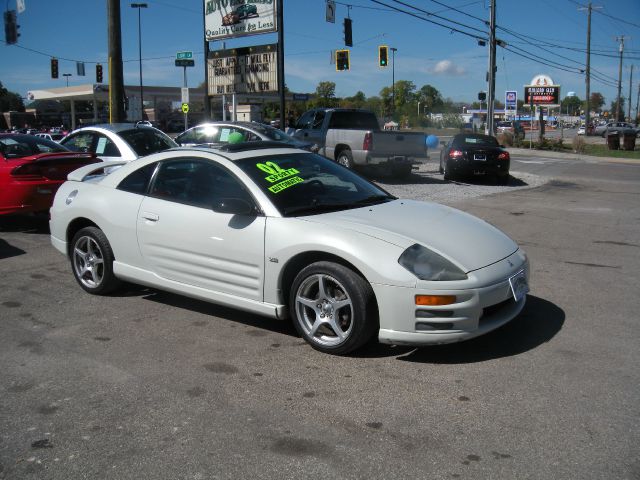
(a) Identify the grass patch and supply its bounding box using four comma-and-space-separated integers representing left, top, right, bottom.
582, 144, 640, 159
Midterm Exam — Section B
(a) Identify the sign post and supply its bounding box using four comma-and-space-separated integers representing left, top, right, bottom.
176, 54, 195, 130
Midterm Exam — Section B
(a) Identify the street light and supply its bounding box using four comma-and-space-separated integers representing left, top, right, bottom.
131, 3, 148, 121
63, 73, 72, 87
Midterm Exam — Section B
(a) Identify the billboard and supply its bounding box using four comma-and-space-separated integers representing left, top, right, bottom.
207, 43, 278, 95
505, 90, 517, 116
524, 85, 560, 105
204, 0, 277, 41
524, 74, 560, 106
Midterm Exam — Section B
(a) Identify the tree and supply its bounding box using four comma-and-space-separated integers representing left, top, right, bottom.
340, 91, 366, 109
562, 95, 582, 115
308, 81, 338, 108
610, 97, 625, 120
0, 82, 25, 112
589, 92, 605, 112
416, 84, 443, 112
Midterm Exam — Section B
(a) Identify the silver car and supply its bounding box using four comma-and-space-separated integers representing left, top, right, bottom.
175, 121, 313, 150
60, 122, 177, 162
50, 144, 529, 355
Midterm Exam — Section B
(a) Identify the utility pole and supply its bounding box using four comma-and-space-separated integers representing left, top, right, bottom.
391, 47, 397, 115
486, 0, 497, 137
277, 0, 285, 130
202, 0, 210, 121
627, 65, 633, 121
578, 2, 596, 135
615, 35, 625, 121
636, 81, 640, 124
107, 0, 125, 123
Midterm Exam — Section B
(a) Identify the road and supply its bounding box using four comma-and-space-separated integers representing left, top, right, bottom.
1, 152, 639, 479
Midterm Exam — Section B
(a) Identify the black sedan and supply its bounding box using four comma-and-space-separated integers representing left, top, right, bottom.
439, 133, 510, 184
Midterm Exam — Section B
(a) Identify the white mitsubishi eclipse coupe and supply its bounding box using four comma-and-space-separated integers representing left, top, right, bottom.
50, 143, 529, 355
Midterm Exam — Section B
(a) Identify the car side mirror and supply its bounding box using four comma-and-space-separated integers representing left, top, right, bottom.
212, 198, 255, 216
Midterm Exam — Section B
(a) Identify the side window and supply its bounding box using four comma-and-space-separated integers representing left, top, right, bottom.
62, 132, 95, 153
94, 133, 121, 157
117, 162, 158, 195
295, 111, 315, 130
149, 159, 254, 210
311, 111, 325, 129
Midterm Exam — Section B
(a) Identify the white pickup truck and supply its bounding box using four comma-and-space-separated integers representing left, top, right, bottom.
292, 108, 427, 178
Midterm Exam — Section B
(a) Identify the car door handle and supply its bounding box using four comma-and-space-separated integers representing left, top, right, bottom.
142, 212, 159, 222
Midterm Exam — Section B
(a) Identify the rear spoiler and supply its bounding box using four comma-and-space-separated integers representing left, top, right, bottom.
67, 160, 128, 182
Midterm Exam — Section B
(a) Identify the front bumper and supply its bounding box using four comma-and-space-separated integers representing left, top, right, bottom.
373, 250, 529, 346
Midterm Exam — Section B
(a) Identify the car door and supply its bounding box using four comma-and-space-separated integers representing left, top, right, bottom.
136, 157, 266, 301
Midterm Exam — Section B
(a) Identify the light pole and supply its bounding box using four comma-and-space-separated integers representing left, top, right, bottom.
390, 47, 397, 116
63, 73, 72, 87
131, 3, 148, 121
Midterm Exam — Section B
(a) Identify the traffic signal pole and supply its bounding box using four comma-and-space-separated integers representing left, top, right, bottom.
107, 0, 125, 123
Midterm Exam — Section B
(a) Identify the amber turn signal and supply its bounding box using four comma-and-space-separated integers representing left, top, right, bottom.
415, 295, 456, 306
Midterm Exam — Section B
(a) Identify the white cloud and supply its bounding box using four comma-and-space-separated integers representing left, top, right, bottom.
430, 60, 466, 76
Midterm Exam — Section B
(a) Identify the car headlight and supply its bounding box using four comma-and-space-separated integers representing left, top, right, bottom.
398, 244, 468, 281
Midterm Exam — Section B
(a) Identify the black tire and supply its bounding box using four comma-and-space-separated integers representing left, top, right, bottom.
443, 159, 453, 181
336, 149, 354, 169
289, 261, 378, 355
70, 227, 121, 295
438, 156, 444, 174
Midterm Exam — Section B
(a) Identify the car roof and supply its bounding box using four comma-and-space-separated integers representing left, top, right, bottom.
72, 123, 160, 134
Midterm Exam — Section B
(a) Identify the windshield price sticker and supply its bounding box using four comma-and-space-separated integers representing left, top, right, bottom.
268, 176, 304, 193
256, 161, 304, 193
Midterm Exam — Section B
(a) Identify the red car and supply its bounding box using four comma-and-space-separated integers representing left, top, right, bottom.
0, 133, 99, 215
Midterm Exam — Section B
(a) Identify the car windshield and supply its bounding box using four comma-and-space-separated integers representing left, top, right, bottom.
119, 128, 178, 156
454, 134, 499, 147
250, 124, 298, 144
0, 135, 69, 158
235, 152, 395, 217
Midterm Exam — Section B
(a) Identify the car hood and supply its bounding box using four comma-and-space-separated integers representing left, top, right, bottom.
304, 199, 518, 272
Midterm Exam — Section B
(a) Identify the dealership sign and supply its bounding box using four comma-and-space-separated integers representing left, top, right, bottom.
524, 74, 560, 106
204, 0, 276, 41
207, 43, 278, 95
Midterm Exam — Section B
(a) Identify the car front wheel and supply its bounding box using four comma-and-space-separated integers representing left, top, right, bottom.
290, 261, 378, 355
71, 227, 120, 295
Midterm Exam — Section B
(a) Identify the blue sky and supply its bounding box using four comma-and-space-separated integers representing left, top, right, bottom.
2, 0, 639, 108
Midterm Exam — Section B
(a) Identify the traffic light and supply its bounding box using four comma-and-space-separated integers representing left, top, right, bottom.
336, 49, 350, 71
478, 91, 486, 101
4, 9, 19, 45
343, 18, 352, 47
378, 45, 389, 67
51, 58, 59, 79
96, 64, 103, 83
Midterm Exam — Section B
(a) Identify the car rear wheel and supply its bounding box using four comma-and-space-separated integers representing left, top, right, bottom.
337, 150, 354, 169
71, 227, 120, 295
443, 160, 453, 181
290, 261, 378, 355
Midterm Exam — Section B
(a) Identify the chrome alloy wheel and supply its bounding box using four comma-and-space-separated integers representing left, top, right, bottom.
294, 273, 354, 347
73, 235, 105, 289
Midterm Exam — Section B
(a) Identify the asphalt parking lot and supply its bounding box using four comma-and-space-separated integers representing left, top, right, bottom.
1, 153, 639, 479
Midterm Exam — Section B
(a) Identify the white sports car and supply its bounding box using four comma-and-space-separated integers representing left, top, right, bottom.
50, 143, 529, 355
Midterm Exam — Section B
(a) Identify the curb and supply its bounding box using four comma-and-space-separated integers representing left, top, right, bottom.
508, 147, 639, 165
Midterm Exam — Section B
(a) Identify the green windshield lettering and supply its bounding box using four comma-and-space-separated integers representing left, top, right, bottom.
256, 161, 299, 183
268, 176, 304, 193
